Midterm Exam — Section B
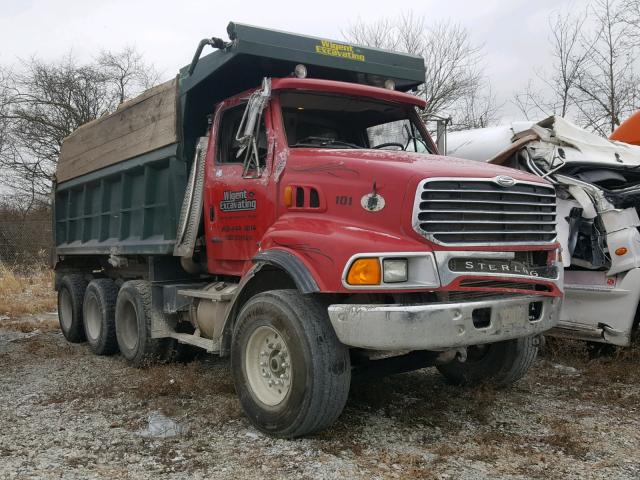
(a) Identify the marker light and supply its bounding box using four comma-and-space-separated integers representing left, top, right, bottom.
294, 64, 307, 79
384, 79, 396, 90
615, 247, 628, 256
283, 186, 293, 207
347, 258, 381, 285
383, 258, 408, 283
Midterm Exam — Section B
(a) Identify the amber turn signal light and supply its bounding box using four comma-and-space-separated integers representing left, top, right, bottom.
615, 247, 628, 256
347, 258, 381, 285
283, 185, 293, 207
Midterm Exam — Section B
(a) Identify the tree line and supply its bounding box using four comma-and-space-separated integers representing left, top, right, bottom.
345, 0, 639, 136
0, 48, 159, 209
514, 0, 639, 136
0, 0, 639, 209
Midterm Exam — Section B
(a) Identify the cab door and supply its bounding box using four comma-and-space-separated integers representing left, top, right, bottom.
204, 98, 274, 276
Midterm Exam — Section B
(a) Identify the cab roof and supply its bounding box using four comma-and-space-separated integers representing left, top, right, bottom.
179, 22, 427, 166
270, 78, 427, 108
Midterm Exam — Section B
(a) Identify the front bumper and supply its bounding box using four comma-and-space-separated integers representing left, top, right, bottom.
328, 295, 560, 350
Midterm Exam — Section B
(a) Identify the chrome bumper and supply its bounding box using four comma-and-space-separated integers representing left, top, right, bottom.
328, 295, 560, 350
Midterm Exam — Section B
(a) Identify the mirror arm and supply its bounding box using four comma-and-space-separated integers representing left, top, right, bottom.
235, 78, 271, 178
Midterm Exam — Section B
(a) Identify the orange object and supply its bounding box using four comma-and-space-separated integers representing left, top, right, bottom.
615, 247, 628, 256
610, 112, 640, 146
283, 185, 293, 207
346, 258, 381, 285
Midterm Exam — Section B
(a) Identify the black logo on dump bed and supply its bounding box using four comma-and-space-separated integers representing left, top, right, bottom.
220, 190, 257, 212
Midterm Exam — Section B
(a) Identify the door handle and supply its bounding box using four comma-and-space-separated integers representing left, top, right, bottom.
209, 206, 215, 222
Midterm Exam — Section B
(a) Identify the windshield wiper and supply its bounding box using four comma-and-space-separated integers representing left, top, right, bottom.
291, 136, 363, 149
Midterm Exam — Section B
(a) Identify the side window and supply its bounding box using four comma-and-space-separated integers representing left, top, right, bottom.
217, 104, 246, 164
366, 119, 432, 153
217, 103, 269, 167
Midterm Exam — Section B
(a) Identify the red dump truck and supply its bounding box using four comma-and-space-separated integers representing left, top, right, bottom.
53, 23, 562, 437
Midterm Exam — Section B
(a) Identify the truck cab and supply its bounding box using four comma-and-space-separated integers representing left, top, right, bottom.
53, 23, 562, 438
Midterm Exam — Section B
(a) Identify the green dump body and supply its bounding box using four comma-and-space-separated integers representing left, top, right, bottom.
54, 22, 426, 258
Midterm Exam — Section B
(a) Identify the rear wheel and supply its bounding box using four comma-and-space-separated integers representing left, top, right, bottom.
115, 280, 173, 366
437, 336, 538, 387
231, 290, 351, 438
83, 279, 119, 355
58, 274, 88, 343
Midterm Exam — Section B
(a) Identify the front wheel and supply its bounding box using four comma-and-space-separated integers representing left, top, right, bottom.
436, 336, 539, 387
231, 290, 351, 438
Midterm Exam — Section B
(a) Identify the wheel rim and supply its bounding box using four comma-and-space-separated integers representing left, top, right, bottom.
59, 288, 73, 331
244, 325, 292, 406
119, 300, 139, 351
84, 294, 101, 342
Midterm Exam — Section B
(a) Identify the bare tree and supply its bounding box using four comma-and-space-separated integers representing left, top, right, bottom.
0, 68, 15, 159
341, 17, 399, 50
513, 0, 638, 134
512, 9, 591, 121
452, 82, 501, 130
513, 80, 551, 120
98, 46, 161, 105
343, 13, 488, 122
573, 0, 638, 135
547, 10, 592, 117
2, 54, 113, 201
420, 21, 483, 119
0, 47, 160, 206
622, 0, 640, 41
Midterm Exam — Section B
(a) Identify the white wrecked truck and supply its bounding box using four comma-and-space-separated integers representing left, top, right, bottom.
447, 116, 640, 348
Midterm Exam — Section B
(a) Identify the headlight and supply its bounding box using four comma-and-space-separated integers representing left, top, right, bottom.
383, 258, 408, 283
342, 253, 440, 289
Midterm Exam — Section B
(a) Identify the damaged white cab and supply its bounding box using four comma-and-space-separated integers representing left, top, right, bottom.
447, 116, 640, 347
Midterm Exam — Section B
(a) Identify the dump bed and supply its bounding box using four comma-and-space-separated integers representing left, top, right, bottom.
54, 22, 426, 256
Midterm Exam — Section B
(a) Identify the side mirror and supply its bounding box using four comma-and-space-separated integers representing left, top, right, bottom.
235, 77, 271, 178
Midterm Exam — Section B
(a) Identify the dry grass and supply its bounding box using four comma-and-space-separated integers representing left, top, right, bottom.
3, 317, 59, 333
544, 418, 589, 458
0, 265, 56, 319
135, 361, 236, 400
543, 337, 640, 384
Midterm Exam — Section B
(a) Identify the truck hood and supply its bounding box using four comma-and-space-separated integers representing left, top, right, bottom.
280, 148, 555, 254
286, 148, 548, 185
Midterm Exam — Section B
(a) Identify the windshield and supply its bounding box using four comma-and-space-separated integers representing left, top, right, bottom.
280, 92, 433, 153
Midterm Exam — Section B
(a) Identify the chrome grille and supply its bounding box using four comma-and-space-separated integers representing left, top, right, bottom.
413, 178, 557, 245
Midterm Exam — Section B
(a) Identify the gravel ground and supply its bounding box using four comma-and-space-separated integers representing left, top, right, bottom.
1, 313, 639, 479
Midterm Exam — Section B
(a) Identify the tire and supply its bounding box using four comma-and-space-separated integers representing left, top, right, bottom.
231, 290, 351, 438
58, 274, 89, 343
115, 280, 173, 367
437, 336, 539, 387
83, 279, 119, 355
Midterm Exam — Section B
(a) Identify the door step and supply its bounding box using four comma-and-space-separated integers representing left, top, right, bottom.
178, 282, 238, 302
167, 332, 217, 352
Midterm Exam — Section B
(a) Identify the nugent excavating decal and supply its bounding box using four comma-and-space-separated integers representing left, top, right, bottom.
220, 190, 257, 212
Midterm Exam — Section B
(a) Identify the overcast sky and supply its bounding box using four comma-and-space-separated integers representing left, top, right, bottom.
1, 0, 589, 122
